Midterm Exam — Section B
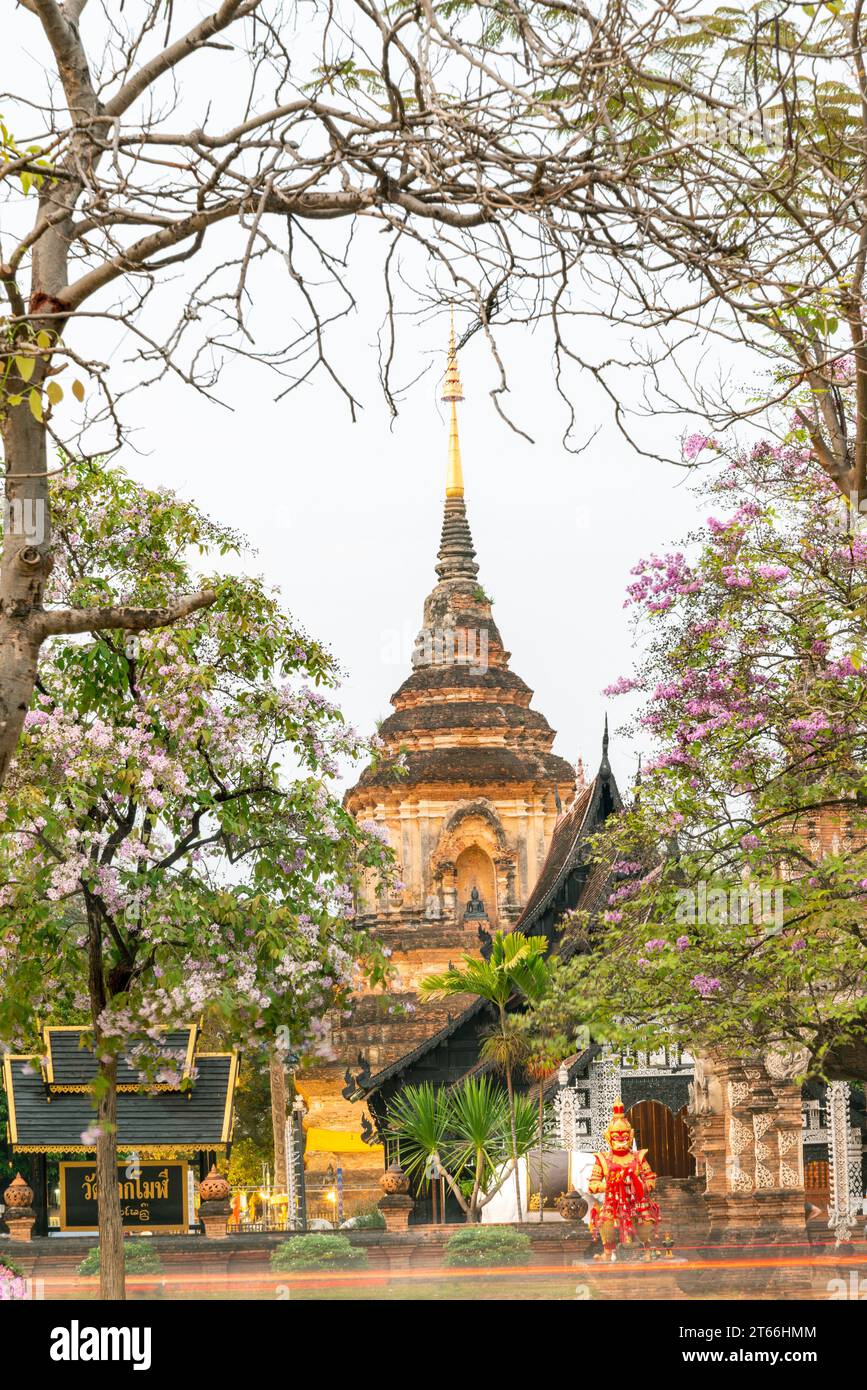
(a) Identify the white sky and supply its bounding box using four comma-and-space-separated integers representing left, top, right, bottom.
1, 4, 754, 799
123, 306, 708, 796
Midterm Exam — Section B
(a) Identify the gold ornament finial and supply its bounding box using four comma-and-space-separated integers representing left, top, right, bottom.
442, 309, 464, 404
442, 309, 464, 498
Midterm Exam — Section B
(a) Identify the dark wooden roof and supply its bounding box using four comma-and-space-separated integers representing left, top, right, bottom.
3, 1052, 238, 1152
42, 1025, 197, 1091
348, 997, 491, 1099
514, 783, 594, 929
516, 766, 622, 933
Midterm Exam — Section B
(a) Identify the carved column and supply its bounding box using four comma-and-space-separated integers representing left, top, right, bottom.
494, 853, 518, 923
588, 1050, 620, 1150
827, 1081, 862, 1244
690, 1052, 806, 1244
555, 1067, 579, 1152
439, 861, 457, 923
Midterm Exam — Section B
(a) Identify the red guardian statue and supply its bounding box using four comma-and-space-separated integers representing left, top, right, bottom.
588, 1100, 660, 1260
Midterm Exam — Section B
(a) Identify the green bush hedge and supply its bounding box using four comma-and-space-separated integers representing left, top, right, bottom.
270, 1233, 368, 1271
443, 1225, 532, 1268
344, 1209, 385, 1230
78, 1239, 163, 1276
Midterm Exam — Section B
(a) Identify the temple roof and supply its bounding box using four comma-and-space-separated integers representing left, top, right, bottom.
516, 758, 621, 933
3, 1029, 239, 1153
375, 700, 556, 738
392, 665, 533, 703
41, 1025, 198, 1092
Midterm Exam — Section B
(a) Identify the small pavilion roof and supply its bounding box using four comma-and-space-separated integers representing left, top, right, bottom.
4, 1039, 240, 1156
41, 1024, 198, 1093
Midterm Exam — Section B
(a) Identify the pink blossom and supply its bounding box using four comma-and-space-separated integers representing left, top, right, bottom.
683, 433, 714, 460
691, 975, 722, 997
602, 676, 638, 696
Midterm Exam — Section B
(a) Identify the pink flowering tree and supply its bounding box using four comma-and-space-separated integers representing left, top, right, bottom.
0, 458, 393, 1299
536, 437, 867, 1083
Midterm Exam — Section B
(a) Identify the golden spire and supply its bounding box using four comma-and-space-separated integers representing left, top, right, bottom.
441, 310, 464, 498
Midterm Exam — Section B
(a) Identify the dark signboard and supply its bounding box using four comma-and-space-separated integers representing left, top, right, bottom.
59, 1161, 189, 1232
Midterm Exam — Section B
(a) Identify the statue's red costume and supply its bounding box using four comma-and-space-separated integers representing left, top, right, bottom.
587, 1100, 660, 1259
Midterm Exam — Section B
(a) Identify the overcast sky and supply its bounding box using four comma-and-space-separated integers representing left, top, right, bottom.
2, 4, 752, 800
119, 305, 709, 796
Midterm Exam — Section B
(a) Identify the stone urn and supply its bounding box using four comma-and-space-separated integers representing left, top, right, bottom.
380, 1160, 410, 1197
378, 1160, 414, 1232
3, 1173, 36, 1243
199, 1165, 230, 1203
198, 1165, 232, 1239
3, 1173, 34, 1209
556, 1189, 588, 1223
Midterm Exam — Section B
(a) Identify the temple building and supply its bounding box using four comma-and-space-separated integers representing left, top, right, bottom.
298, 328, 867, 1241
297, 326, 575, 1197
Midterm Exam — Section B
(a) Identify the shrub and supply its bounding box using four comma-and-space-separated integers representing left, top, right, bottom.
443, 1225, 532, 1269
270, 1233, 368, 1271
0, 1255, 24, 1279
342, 1208, 385, 1230
77, 1239, 163, 1276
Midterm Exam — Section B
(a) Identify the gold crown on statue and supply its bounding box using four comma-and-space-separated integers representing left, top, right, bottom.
604, 1100, 634, 1144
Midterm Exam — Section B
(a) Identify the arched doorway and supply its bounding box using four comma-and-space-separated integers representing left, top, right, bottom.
628, 1101, 695, 1178
455, 845, 497, 923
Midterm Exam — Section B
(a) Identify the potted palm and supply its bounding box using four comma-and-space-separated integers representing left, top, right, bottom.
385, 1076, 537, 1223
419, 930, 550, 1220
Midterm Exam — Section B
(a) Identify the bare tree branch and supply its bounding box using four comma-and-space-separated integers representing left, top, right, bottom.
37, 589, 217, 638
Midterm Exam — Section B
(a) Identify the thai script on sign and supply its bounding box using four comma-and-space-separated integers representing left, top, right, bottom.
81, 1168, 171, 1203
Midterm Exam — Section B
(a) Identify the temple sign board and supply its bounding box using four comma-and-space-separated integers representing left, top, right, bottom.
59, 1160, 189, 1233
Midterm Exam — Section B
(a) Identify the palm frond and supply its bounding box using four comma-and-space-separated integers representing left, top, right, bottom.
384, 1081, 450, 1183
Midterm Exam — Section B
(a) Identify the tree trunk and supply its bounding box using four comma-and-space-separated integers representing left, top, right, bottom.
269, 1051, 288, 1190
469, 1151, 483, 1223
498, 1006, 523, 1222
86, 897, 124, 1298
96, 1056, 125, 1301
538, 1087, 544, 1224
0, 372, 52, 785
504, 1062, 523, 1222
